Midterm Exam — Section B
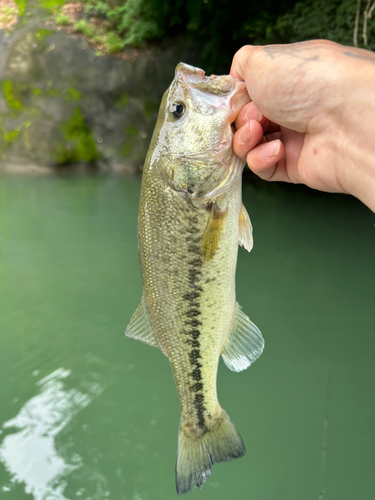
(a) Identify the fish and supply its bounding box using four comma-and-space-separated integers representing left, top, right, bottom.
125, 62, 264, 495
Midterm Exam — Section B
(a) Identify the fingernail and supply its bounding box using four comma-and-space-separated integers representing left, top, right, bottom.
260, 141, 281, 159
238, 122, 251, 145
244, 105, 263, 123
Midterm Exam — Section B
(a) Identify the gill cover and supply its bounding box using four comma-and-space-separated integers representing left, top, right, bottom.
159, 63, 249, 204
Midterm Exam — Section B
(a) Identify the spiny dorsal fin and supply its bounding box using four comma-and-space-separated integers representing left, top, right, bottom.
221, 303, 264, 372
125, 297, 160, 350
238, 203, 253, 252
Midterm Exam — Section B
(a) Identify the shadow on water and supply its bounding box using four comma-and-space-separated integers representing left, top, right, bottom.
0, 174, 374, 500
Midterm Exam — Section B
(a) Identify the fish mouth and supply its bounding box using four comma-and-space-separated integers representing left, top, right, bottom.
175, 63, 234, 95
175, 62, 250, 123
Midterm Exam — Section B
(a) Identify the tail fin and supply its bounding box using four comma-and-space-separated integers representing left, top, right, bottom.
175, 410, 245, 495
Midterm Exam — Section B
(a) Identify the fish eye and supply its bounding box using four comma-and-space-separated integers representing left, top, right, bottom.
169, 101, 185, 118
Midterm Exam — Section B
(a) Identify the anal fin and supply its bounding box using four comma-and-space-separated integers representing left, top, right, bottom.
221, 302, 264, 372
125, 296, 160, 350
238, 203, 253, 252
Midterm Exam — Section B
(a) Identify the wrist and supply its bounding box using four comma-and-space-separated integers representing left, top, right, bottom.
335, 52, 375, 212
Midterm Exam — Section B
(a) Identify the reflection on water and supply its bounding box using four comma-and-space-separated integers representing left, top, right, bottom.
0, 368, 102, 499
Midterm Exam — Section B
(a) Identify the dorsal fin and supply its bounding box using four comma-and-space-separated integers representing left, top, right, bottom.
221, 303, 264, 372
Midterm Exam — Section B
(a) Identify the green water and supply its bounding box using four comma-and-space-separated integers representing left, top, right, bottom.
0, 174, 374, 500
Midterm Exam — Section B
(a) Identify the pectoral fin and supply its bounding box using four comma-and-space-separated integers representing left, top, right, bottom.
201, 202, 228, 263
221, 303, 264, 372
238, 203, 253, 252
125, 297, 160, 350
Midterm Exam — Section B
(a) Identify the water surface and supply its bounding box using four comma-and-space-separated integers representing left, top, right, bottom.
0, 175, 374, 500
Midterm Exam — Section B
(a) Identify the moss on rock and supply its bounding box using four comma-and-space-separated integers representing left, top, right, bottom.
115, 93, 130, 110
35, 28, 54, 40
0, 5, 197, 171
65, 87, 81, 101
122, 124, 138, 158
55, 107, 99, 164
2, 80, 25, 111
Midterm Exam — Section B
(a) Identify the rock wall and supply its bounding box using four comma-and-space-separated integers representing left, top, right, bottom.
0, 2, 197, 173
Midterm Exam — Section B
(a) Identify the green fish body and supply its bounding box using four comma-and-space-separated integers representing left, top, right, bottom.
126, 63, 264, 494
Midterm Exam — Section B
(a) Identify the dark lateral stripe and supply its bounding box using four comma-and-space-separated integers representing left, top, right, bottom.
190, 367, 202, 380
181, 215, 207, 429
190, 382, 203, 392
185, 235, 201, 243
188, 349, 201, 363
181, 328, 200, 339
183, 291, 201, 301
185, 309, 201, 318
184, 338, 200, 348
193, 393, 206, 428
187, 244, 201, 254
188, 216, 199, 224
184, 319, 202, 327
188, 257, 202, 266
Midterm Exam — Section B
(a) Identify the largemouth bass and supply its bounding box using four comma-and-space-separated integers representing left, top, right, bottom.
125, 63, 264, 495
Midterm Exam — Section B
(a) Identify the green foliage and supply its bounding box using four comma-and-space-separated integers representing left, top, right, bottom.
14, 0, 25, 16
104, 31, 124, 54
74, 19, 96, 38
55, 13, 70, 26
275, 0, 375, 50
15, 0, 66, 17
77, 0, 298, 71
83, 0, 161, 46
72, 18, 125, 52
40, 0, 66, 10
56, 0, 374, 71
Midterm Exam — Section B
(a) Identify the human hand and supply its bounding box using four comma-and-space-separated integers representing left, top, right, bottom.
230, 40, 375, 212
